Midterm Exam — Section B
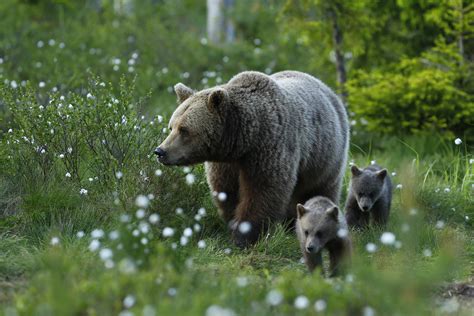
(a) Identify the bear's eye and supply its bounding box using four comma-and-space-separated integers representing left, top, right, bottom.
315, 231, 322, 238
304, 230, 309, 237
179, 127, 189, 136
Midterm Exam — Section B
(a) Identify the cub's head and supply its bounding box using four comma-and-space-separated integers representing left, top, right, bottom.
296, 203, 340, 254
350, 165, 388, 212
155, 83, 230, 166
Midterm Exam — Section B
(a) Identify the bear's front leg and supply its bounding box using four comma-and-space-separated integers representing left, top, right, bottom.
205, 162, 240, 223
231, 165, 295, 248
304, 251, 323, 273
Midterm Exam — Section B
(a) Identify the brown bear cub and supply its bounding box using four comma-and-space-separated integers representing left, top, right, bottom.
345, 164, 392, 229
296, 196, 352, 276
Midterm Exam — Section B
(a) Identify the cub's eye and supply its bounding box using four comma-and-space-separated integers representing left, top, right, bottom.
179, 127, 189, 135
304, 230, 309, 236
315, 231, 322, 238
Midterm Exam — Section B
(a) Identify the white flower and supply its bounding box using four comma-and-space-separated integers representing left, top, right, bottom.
423, 248, 432, 257
197, 240, 206, 248
183, 228, 193, 237
176, 207, 184, 215
435, 220, 445, 229
141, 237, 148, 245
149, 213, 160, 224
454, 138, 462, 145
365, 243, 377, 253
99, 248, 113, 261
120, 214, 130, 223
59, 154, 64, 159
469, 158, 474, 164
7, 128, 12, 133
337, 228, 348, 238
180, 236, 189, 246
401, 223, 410, 232
65, 172, 71, 178
67, 147, 73, 153
162, 227, 174, 237
294, 295, 310, 309
50, 236, 60, 246
88, 177, 94, 182
396, 184, 403, 189
185, 173, 195, 185
183, 166, 191, 173
123, 295, 136, 308
266, 290, 283, 306
115, 171, 123, 179
238, 221, 252, 234
198, 208, 206, 216
88, 239, 100, 251
194, 223, 201, 232
40, 149, 46, 154
380, 232, 396, 245
363, 306, 376, 316
236, 276, 248, 287
314, 299, 327, 312
39, 81, 45, 88
86, 93, 94, 99
10, 80, 18, 89
136, 209, 146, 219
76, 231, 85, 238
91, 229, 104, 239
135, 195, 149, 208
109, 230, 120, 240
391, 172, 396, 177
154, 169, 163, 176
48, 39, 55, 46
37, 40, 44, 48
370, 160, 376, 165
444, 187, 451, 193
79, 188, 88, 195
205, 305, 235, 316
217, 192, 227, 202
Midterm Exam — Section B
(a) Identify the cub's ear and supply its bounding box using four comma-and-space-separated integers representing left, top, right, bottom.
351, 165, 362, 177
377, 169, 388, 180
296, 204, 307, 218
326, 206, 339, 221
207, 88, 228, 112
174, 83, 194, 103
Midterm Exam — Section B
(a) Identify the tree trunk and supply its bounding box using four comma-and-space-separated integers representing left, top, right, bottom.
225, 0, 236, 43
207, 0, 225, 43
330, 10, 347, 103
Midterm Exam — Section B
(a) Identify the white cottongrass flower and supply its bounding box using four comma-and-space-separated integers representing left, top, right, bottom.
99, 248, 113, 261
294, 295, 310, 309
380, 232, 396, 245
123, 295, 136, 308
176, 207, 184, 215
109, 230, 120, 240
67, 147, 73, 153
394, 241, 402, 249
50, 236, 60, 246
337, 228, 348, 238
136, 209, 146, 219
205, 305, 235, 316
391, 172, 396, 177
135, 195, 149, 208
180, 236, 189, 246
120, 214, 130, 223
86, 93, 94, 99
444, 187, 451, 193
183, 166, 191, 173
465, 216, 469, 221
185, 173, 195, 185
236, 276, 248, 287
198, 208, 206, 216
88, 239, 100, 251
79, 188, 88, 195
116, 171, 123, 179
435, 220, 445, 229
76, 231, 85, 238
197, 240, 206, 248
154, 169, 163, 176
217, 192, 227, 201
141, 238, 148, 245
410, 208, 418, 216
370, 160, 376, 165
149, 213, 160, 224
238, 221, 252, 234
39, 81, 45, 88
454, 138, 462, 145
469, 158, 474, 164
65, 172, 71, 178
183, 228, 193, 237
363, 306, 376, 316
423, 248, 432, 257
88, 177, 94, 182
365, 243, 377, 253
314, 299, 327, 312
91, 229, 104, 239
162, 227, 174, 237
396, 184, 403, 189
147, 194, 155, 200
194, 223, 201, 232
7, 128, 12, 133
59, 154, 64, 159
266, 289, 283, 306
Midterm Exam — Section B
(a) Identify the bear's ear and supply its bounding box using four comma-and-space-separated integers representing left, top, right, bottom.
376, 169, 388, 180
326, 206, 339, 221
351, 165, 362, 177
207, 88, 229, 112
174, 83, 194, 104
296, 204, 307, 218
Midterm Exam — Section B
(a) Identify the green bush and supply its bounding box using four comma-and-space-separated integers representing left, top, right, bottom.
347, 44, 474, 139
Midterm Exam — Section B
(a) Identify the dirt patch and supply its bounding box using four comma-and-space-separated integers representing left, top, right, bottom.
437, 278, 474, 314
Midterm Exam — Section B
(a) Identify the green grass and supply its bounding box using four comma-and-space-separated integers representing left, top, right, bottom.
0, 134, 472, 315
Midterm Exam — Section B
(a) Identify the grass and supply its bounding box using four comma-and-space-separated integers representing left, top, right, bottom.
0, 132, 472, 315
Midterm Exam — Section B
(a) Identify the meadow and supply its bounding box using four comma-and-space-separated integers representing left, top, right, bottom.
0, 1, 473, 315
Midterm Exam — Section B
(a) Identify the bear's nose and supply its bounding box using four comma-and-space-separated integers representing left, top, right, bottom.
154, 147, 166, 158
362, 205, 369, 211
306, 245, 314, 253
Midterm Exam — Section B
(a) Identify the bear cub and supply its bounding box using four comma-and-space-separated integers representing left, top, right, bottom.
296, 196, 352, 276
345, 164, 392, 229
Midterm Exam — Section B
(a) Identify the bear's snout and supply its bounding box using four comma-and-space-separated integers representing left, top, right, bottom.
154, 147, 166, 158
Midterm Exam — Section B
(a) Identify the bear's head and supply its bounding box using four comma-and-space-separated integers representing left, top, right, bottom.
350, 165, 388, 212
155, 83, 233, 166
296, 203, 340, 254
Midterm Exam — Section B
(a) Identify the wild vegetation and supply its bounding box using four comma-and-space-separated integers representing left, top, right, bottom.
0, 0, 473, 315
